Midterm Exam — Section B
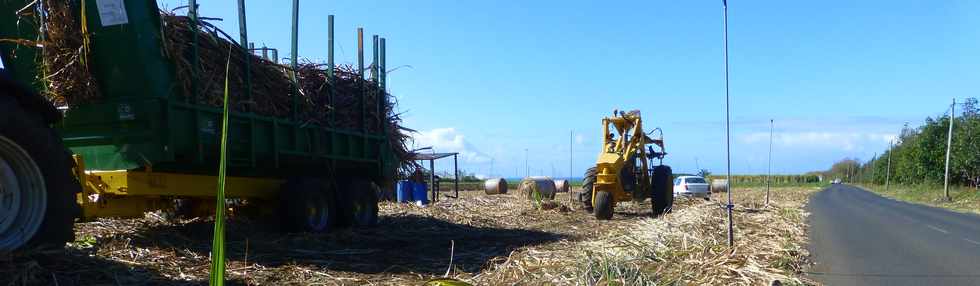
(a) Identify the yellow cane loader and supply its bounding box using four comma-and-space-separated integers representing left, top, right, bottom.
578, 110, 673, 220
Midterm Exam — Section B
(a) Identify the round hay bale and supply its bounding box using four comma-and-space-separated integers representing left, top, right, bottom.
554, 180, 571, 193
519, 177, 557, 200
710, 179, 729, 193
484, 178, 508, 195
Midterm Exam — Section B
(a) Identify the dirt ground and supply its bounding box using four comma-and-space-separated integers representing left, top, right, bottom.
1, 185, 819, 285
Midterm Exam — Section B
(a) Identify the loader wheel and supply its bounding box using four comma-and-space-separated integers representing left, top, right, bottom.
280, 179, 335, 233
651, 165, 673, 217
593, 191, 613, 220
580, 167, 597, 212
0, 96, 80, 251
338, 179, 380, 227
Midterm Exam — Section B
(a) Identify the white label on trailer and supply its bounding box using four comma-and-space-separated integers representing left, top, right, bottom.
96, 0, 129, 26
117, 103, 135, 120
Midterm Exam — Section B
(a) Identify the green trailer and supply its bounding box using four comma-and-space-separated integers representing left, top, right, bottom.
0, 0, 400, 251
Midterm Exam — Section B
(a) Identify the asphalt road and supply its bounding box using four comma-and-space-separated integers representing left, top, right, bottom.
808, 184, 980, 286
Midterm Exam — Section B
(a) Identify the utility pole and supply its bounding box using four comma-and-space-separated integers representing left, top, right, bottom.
886, 141, 893, 193
722, 0, 735, 248
766, 119, 773, 206
943, 98, 955, 201
870, 152, 877, 185
570, 130, 573, 181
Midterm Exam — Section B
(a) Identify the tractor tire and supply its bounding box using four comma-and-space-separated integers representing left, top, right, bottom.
593, 191, 614, 220
580, 167, 597, 212
651, 165, 674, 217
338, 179, 380, 227
280, 179, 335, 233
0, 96, 80, 251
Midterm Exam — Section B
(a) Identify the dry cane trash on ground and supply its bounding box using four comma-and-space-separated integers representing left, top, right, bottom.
2, 186, 821, 285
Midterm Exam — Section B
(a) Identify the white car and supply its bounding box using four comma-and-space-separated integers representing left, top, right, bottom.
674, 176, 710, 198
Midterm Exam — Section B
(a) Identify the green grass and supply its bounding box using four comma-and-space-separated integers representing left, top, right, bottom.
858, 183, 980, 215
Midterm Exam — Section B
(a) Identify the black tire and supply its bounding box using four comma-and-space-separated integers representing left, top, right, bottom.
593, 191, 613, 220
0, 95, 80, 250
651, 165, 673, 217
280, 179, 335, 233
338, 179, 380, 227
580, 167, 597, 211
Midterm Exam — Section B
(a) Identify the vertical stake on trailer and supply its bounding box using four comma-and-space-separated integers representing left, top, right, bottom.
722, 0, 735, 248
380, 38, 387, 135
189, 0, 199, 103
239, 0, 250, 107
290, 0, 299, 120
189, 0, 202, 164
372, 35, 380, 130
328, 15, 335, 123
943, 98, 955, 201
372, 35, 379, 82
358, 28, 365, 131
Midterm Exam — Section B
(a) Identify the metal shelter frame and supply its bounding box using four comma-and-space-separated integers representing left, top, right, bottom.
409, 152, 460, 201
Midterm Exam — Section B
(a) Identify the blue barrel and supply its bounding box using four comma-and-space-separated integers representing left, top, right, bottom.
413, 182, 429, 205
396, 180, 414, 203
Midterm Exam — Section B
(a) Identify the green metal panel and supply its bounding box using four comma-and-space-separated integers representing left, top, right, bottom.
82, 0, 173, 100
0, 0, 43, 91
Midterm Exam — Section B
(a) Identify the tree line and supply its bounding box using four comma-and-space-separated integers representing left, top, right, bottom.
823, 98, 980, 188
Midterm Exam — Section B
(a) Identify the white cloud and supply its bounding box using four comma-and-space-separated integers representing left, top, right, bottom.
740, 132, 897, 151
412, 128, 492, 163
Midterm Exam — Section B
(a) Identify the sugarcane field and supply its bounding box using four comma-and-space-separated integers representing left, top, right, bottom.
2, 1, 978, 286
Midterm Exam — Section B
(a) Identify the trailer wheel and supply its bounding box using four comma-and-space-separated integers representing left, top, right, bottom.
593, 190, 613, 220
338, 179, 379, 227
651, 165, 673, 217
580, 167, 597, 212
0, 96, 80, 251
281, 179, 335, 233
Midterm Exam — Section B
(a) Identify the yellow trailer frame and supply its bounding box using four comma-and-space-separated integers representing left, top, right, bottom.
73, 155, 283, 220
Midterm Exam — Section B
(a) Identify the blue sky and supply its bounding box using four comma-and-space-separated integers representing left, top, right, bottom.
151, 1, 978, 177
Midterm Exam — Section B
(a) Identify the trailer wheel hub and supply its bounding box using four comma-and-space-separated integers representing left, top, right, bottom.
305, 194, 330, 231
0, 136, 47, 251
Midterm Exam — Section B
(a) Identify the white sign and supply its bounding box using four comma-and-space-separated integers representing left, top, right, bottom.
96, 0, 129, 26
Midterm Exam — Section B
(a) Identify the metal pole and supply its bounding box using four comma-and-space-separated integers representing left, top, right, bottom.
189, 0, 199, 103
886, 141, 893, 193
871, 152, 877, 185
380, 38, 386, 91
358, 28, 365, 131
525, 148, 529, 178
944, 98, 955, 201
290, 0, 299, 119
454, 154, 459, 198
722, 0, 735, 248
372, 35, 381, 130
429, 159, 435, 203
766, 119, 773, 206
327, 15, 335, 123
570, 130, 573, 181
238, 0, 251, 106
372, 35, 379, 82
